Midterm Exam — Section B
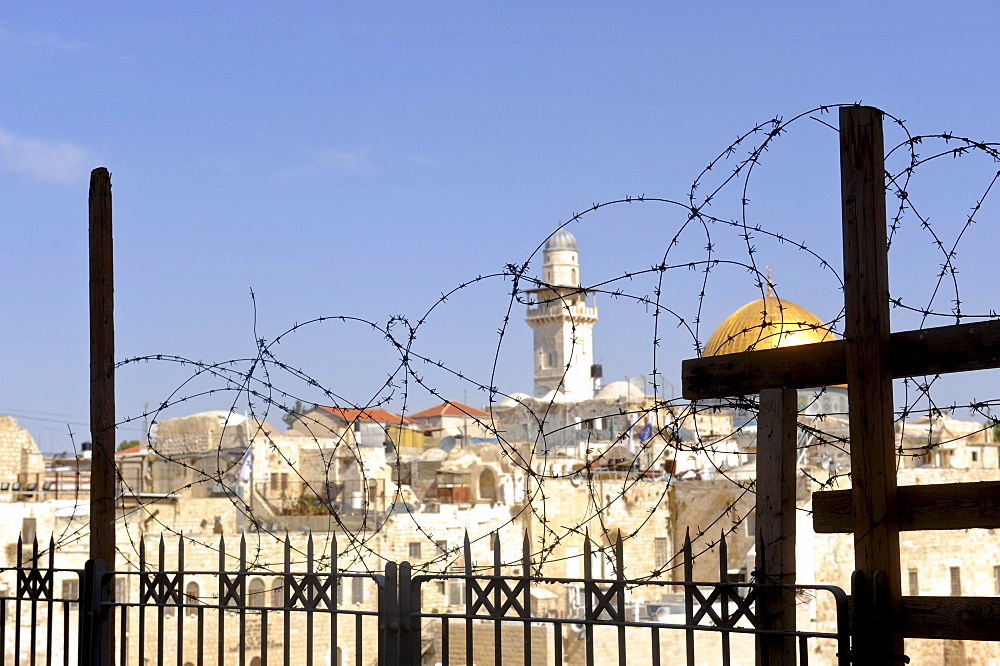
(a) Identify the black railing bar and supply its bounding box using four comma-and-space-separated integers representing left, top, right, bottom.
260, 611, 269, 666
0, 567, 85, 575
442, 615, 451, 666
554, 618, 563, 666
522, 533, 533, 666
155, 595, 166, 666
13, 582, 21, 666
718, 532, 731, 666
45, 575, 55, 666
410, 571, 849, 596
136, 589, 146, 666
0, 599, 6, 666
354, 612, 363, 666
330, 589, 338, 666
107, 596, 382, 615
304, 535, 314, 666
177, 536, 186, 666
195, 606, 205, 666
62, 598, 71, 666
492, 532, 502, 666
95, 569, 380, 582
176, 586, 185, 666
239, 536, 248, 666
117, 595, 127, 666
402, 612, 844, 639
30, 592, 39, 666
464, 532, 474, 666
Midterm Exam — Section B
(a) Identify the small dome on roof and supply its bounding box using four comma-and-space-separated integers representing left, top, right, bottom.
540, 389, 574, 404
545, 228, 577, 252
501, 392, 532, 407
596, 381, 646, 401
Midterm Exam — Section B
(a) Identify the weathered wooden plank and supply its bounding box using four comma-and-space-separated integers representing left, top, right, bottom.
89, 167, 116, 573
682, 340, 846, 399
891, 319, 1000, 378
902, 596, 1000, 641
756, 388, 798, 666
813, 481, 1000, 533
682, 319, 1000, 399
840, 105, 902, 663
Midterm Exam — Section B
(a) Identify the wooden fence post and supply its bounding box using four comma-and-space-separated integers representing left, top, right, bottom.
756, 387, 798, 665
88, 167, 115, 666
839, 106, 903, 663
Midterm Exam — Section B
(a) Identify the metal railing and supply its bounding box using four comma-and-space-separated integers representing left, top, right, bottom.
1, 531, 849, 666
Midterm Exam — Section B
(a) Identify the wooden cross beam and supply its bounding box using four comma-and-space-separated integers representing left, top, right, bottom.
681, 107, 1000, 663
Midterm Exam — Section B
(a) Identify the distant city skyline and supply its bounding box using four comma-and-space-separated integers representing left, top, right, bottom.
4, 2, 1000, 452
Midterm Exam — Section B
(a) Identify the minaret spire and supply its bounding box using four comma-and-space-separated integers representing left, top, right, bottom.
525, 229, 598, 399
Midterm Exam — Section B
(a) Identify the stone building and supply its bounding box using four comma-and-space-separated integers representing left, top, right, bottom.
0, 416, 45, 499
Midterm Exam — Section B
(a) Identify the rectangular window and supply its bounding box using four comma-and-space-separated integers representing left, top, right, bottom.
994, 566, 1000, 596
408, 542, 421, 559
436, 540, 448, 555
448, 577, 465, 607
971, 450, 979, 462
62, 579, 80, 608
352, 576, 364, 604
908, 569, 919, 596
950, 567, 961, 596
21, 517, 36, 545
655, 537, 669, 568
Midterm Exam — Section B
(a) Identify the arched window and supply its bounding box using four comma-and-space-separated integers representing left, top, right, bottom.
248, 577, 266, 610
271, 579, 284, 608
184, 581, 200, 617
478, 468, 497, 501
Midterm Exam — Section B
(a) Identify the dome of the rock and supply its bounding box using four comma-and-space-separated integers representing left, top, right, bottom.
703, 296, 835, 357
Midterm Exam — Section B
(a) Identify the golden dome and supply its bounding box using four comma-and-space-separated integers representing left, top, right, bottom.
703, 296, 835, 357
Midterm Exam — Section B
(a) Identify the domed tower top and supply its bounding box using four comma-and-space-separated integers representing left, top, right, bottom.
545, 227, 578, 252
542, 228, 580, 287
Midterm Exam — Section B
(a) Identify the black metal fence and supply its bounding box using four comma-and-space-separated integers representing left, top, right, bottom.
1, 532, 849, 666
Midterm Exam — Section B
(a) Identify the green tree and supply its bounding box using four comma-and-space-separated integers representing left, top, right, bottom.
283, 400, 306, 429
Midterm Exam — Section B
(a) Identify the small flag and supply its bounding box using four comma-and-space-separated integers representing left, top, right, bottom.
638, 424, 654, 443
239, 445, 252, 484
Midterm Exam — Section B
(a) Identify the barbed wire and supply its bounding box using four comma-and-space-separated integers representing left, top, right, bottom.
30, 103, 1000, 582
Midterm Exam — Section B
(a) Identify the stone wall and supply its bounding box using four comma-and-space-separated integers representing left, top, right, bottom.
0, 416, 44, 489
809, 467, 1000, 665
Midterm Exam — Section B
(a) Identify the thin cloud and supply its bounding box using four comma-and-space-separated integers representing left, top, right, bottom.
314, 147, 374, 175
282, 147, 375, 178
0, 128, 94, 185
0, 22, 86, 59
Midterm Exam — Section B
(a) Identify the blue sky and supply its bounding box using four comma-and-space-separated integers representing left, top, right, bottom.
4, 2, 1000, 451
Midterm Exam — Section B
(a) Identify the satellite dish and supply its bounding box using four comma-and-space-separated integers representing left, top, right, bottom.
439, 436, 457, 452
654, 606, 672, 622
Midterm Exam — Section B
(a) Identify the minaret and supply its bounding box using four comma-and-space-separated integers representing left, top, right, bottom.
526, 228, 599, 399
